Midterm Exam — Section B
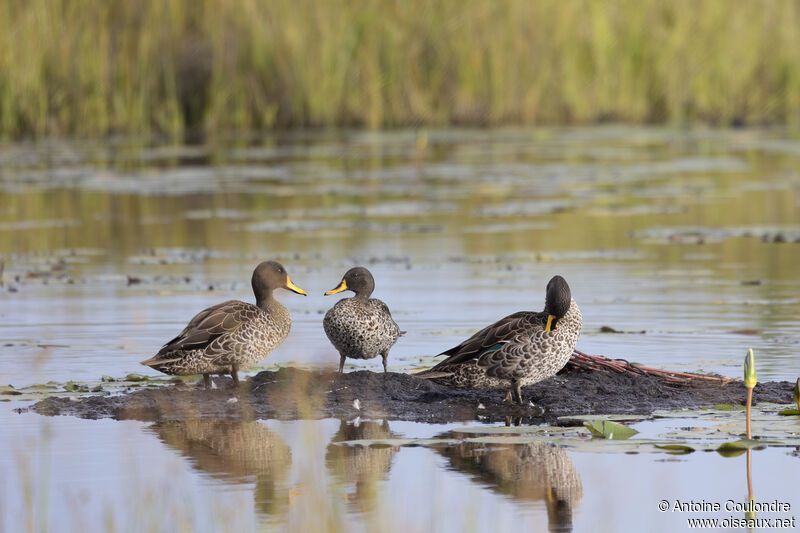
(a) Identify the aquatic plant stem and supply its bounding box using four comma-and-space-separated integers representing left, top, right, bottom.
746, 387, 753, 440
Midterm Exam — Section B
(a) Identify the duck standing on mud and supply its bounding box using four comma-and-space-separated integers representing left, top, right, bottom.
417, 275, 581, 404
141, 261, 307, 388
323, 267, 404, 373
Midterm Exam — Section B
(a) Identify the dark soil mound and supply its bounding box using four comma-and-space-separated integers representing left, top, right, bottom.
24, 367, 795, 425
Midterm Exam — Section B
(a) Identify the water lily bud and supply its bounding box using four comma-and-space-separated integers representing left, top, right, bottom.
743, 348, 757, 389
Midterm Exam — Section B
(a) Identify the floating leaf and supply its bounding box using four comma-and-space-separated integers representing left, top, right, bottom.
716, 439, 768, 457
124, 373, 148, 382
583, 420, 639, 440
654, 444, 696, 454
711, 404, 745, 411
716, 446, 748, 457
778, 409, 799, 416
25, 384, 58, 391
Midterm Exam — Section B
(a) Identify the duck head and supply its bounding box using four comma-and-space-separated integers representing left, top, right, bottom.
252, 261, 306, 305
325, 267, 375, 299
543, 275, 571, 331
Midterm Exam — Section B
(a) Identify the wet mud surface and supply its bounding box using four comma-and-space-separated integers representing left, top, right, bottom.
25, 367, 795, 425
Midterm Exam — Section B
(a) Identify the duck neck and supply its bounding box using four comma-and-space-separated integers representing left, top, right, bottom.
353, 290, 370, 302
256, 289, 275, 310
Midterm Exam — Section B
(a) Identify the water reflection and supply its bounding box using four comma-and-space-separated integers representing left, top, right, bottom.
436, 440, 583, 532
149, 419, 291, 518
325, 419, 398, 512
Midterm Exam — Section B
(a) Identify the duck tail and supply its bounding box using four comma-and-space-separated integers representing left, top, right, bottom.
399, 330, 407, 337
411, 368, 452, 379
140, 354, 181, 368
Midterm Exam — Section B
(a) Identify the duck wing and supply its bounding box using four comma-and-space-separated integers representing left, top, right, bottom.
369, 298, 405, 336
433, 311, 543, 368
155, 300, 253, 357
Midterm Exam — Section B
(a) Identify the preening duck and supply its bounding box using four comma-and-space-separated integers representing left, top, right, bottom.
417, 275, 581, 404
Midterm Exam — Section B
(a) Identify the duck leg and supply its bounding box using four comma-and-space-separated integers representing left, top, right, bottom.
338, 353, 346, 374
203, 374, 211, 389
231, 363, 240, 388
381, 352, 388, 373
512, 382, 523, 405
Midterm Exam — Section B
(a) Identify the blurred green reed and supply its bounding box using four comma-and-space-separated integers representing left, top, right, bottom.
2, 0, 800, 139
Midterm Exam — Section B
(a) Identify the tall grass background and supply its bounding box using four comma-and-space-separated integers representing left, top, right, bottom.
2, 0, 800, 139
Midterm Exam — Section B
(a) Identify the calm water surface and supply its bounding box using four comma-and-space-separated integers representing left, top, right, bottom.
1, 127, 799, 531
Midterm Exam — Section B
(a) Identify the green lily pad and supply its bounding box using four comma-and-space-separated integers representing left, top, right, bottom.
583, 420, 639, 440
778, 409, 799, 416
711, 403, 745, 411
654, 444, 696, 454
124, 373, 148, 382
716, 439, 768, 457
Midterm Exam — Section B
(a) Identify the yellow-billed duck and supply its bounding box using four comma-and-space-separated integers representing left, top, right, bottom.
323, 267, 404, 373
141, 261, 306, 387
418, 275, 581, 404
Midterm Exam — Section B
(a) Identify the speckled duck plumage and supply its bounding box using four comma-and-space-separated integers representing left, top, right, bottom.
418, 275, 581, 404
323, 267, 403, 373
141, 261, 306, 387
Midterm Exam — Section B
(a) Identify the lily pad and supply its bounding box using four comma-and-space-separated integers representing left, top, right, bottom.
716, 439, 769, 457
583, 420, 639, 440
711, 404, 745, 411
654, 444, 696, 454
778, 409, 799, 416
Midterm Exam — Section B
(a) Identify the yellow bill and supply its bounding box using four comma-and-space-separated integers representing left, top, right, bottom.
545, 314, 556, 332
325, 279, 347, 295
285, 276, 307, 295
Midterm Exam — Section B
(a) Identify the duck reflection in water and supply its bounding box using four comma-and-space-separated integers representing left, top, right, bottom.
325, 419, 399, 513
149, 419, 292, 519
436, 440, 582, 532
